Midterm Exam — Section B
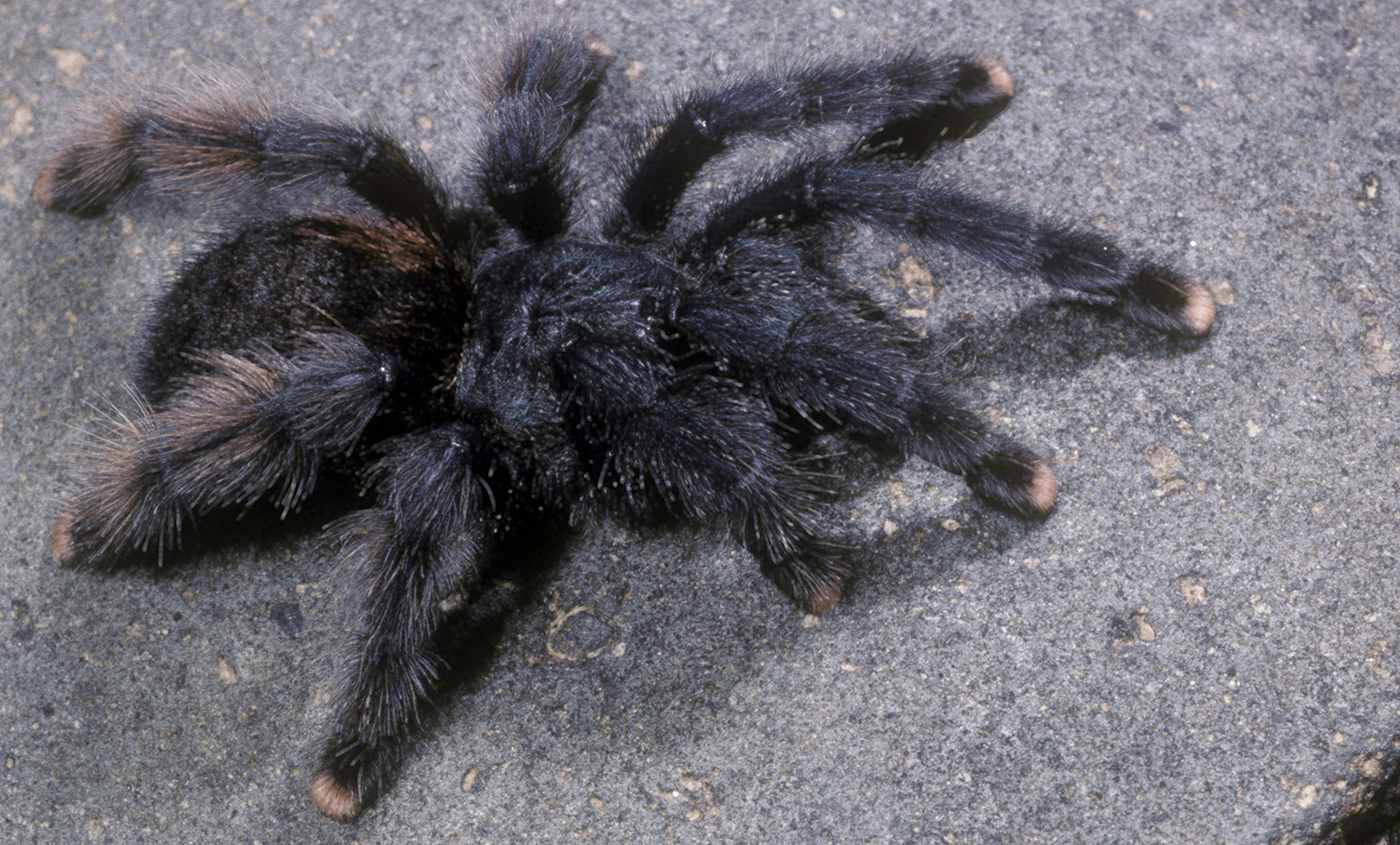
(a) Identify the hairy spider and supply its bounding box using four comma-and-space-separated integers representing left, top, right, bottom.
36, 30, 1213, 820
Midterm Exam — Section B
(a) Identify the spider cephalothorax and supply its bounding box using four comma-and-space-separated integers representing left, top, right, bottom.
36, 30, 1213, 820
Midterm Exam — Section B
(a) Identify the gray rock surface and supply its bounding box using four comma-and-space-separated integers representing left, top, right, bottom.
1, 1, 1396, 842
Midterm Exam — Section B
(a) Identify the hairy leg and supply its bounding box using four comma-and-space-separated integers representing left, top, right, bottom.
672, 282, 1056, 517
560, 338, 851, 614
477, 30, 610, 240
313, 425, 487, 820
33, 82, 450, 234
679, 156, 1214, 336
54, 332, 396, 567
606, 51, 1013, 240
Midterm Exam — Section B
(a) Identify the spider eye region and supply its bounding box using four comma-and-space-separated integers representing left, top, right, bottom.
455, 241, 676, 438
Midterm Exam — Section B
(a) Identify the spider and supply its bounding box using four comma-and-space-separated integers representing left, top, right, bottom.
35, 30, 1214, 820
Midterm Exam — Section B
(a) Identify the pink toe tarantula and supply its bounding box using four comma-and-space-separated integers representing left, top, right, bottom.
37, 30, 1213, 819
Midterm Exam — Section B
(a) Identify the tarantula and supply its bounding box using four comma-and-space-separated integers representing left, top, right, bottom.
36, 30, 1213, 820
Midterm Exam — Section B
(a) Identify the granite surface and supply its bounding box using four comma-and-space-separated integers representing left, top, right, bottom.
2, 1, 1397, 842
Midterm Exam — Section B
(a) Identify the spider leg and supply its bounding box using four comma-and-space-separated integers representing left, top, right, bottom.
605, 51, 1013, 240
33, 85, 450, 234
680, 156, 1215, 336
560, 338, 851, 615
672, 282, 1056, 517
53, 332, 396, 568
477, 31, 610, 241
313, 425, 486, 821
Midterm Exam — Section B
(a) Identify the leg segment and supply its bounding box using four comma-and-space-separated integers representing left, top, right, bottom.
672, 284, 1056, 517
680, 157, 1215, 336
53, 332, 395, 567
853, 58, 1014, 160
560, 338, 851, 614
313, 425, 487, 820
605, 52, 1013, 240
477, 31, 610, 241
33, 84, 450, 235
